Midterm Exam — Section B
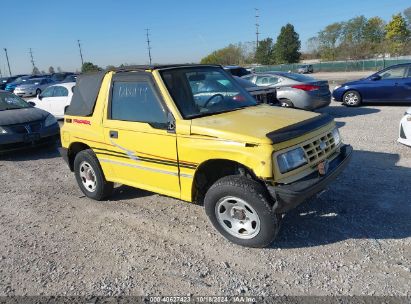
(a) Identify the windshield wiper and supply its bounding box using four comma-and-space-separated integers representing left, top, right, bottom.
187, 104, 259, 119
0, 107, 23, 111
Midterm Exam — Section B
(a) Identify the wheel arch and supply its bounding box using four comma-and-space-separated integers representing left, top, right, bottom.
191, 158, 258, 204
67, 142, 91, 171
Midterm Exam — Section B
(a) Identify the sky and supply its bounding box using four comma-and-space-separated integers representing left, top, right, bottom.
1, 0, 410, 75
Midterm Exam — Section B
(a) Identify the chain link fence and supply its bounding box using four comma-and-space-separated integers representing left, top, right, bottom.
254, 56, 411, 73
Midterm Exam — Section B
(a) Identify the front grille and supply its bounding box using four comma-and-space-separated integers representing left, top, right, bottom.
303, 131, 335, 163
7, 121, 42, 134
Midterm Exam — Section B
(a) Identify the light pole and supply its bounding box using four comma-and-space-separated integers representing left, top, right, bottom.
4, 48, 12, 76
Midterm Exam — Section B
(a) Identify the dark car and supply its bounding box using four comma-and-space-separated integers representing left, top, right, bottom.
51, 72, 75, 83
4, 75, 40, 92
224, 66, 251, 77
297, 64, 314, 74
333, 63, 411, 106
0, 75, 28, 90
61, 74, 78, 83
233, 76, 278, 105
0, 90, 60, 153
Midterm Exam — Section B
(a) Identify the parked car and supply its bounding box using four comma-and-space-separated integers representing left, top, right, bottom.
0, 75, 28, 90
60, 64, 352, 248
233, 76, 278, 105
297, 64, 314, 74
28, 82, 75, 119
243, 72, 331, 110
51, 72, 75, 83
14, 78, 55, 97
333, 63, 411, 107
224, 66, 251, 77
398, 107, 411, 147
0, 90, 60, 153
4, 75, 37, 92
62, 74, 78, 83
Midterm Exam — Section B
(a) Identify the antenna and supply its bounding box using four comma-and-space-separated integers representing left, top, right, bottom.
255, 8, 260, 49
29, 48, 36, 70
145, 29, 152, 65
4, 48, 12, 76
77, 39, 84, 67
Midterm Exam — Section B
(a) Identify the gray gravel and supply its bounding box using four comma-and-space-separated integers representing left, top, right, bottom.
0, 101, 410, 297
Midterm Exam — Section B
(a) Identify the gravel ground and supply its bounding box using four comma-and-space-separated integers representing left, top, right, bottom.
0, 101, 410, 297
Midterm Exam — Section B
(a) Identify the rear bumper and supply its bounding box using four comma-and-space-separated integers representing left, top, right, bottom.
267, 144, 353, 213
305, 94, 331, 110
0, 124, 60, 153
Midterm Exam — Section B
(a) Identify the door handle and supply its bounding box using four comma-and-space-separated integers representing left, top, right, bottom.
109, 130, 118, 139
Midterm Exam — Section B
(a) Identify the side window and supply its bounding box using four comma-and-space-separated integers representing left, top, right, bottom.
110, 81, 167, 124
378, 66, 407, 79
53, 86, 69, 97
268, 77, 279, 85
256, 76, 271, 86
41, 86, 54, 98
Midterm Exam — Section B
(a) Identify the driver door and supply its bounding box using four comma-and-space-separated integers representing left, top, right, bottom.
102, 72, 180, 198
368, 65, 408, 102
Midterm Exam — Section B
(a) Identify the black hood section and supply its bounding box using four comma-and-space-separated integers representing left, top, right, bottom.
266, 113, 334, 144
0, 107, 49, 125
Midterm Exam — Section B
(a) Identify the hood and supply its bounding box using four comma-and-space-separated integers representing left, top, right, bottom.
190, 104, 321, 144
0, 107, 50, 125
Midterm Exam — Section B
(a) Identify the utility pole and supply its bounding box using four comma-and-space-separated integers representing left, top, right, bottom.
255, 8, 260, 49
4, 48, 12, 76
29, 48, 36, 70
77, 39, 84, 67
145, 29, 152, 65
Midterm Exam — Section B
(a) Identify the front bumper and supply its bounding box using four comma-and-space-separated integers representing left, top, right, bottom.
15, 90, 36, 97
267, 144, 353, 213
0, 124, 60, 153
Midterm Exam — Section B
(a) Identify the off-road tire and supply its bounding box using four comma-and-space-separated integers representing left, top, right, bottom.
74, 149, 113, 200
204, 176, 280, 248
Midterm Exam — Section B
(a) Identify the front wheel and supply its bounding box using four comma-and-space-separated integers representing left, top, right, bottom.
280, 99, 294, 108
343, 90, 361, 107
204, 176, 279, 248
74, 149, 113, 200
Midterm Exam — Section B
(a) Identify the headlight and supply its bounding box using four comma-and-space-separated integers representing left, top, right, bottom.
332, 127, 341, 146
44, 114, 57, 127
277, 147, 307, 174
0, 126, 7, 134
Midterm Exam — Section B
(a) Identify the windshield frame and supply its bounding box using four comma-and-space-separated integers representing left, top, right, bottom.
159, 66, 258, 120
0, 91, 31, 111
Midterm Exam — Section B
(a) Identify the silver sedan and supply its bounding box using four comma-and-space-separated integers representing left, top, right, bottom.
242, 72, 331, 110
14, 78, 55, 97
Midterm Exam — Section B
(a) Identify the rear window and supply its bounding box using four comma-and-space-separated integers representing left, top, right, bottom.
280, 73, 314, 82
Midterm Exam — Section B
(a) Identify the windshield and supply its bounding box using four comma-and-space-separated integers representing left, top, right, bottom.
0, 91, 31, 110
160, 67, 257, 119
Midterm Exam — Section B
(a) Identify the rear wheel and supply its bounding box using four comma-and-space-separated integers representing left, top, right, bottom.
74, 149, 113, 200
204, 176, 279, 248
280, 99, 294, 108
343, 90, 361, 107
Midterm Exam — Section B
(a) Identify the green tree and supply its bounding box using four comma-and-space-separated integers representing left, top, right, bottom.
385, 14, 410, 55
48, 66, 55, 74
363, 17, 386, 55
81, 62, 100, 73
272, 24, 301, 63
339, 16, 367, 59
318, 22, 344, 60
200, 44, 244, 65
255, 38, 274, 65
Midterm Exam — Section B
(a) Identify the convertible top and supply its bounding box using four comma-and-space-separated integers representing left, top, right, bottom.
65, 64, 224, 117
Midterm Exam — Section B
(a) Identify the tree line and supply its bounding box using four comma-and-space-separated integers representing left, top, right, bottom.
200, 6, 411, 65
307, 7, 411, 61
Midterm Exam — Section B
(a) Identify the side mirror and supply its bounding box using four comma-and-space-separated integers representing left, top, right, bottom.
37, 94, 43, 100
28, 101, 36, 107
370, 75, 381, 81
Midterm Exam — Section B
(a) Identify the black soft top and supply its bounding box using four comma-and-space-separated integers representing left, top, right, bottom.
66, 64, 222, 117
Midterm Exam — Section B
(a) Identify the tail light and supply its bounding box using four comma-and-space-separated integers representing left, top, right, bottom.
292, 84, 320, 91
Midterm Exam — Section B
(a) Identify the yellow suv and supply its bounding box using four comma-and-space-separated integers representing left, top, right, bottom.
60, 65, 352, 248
